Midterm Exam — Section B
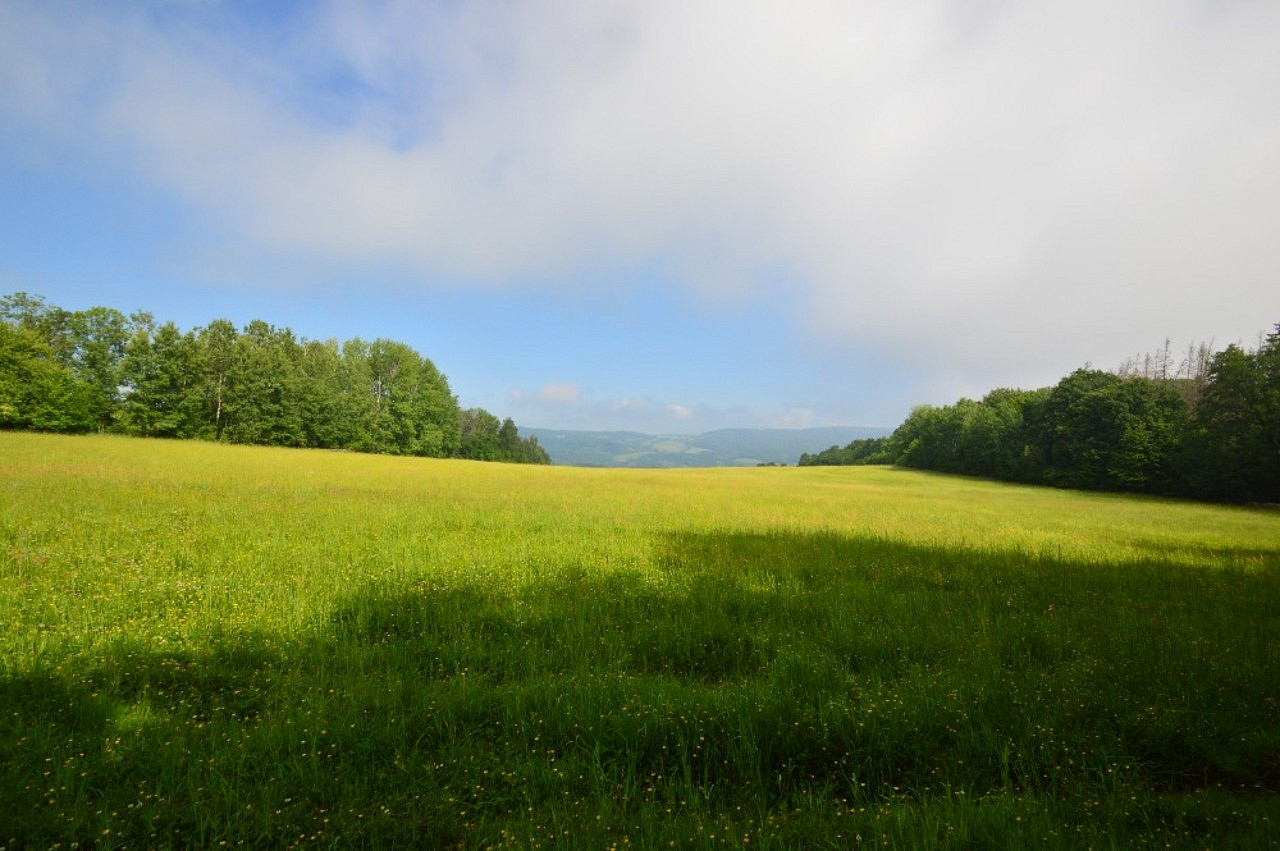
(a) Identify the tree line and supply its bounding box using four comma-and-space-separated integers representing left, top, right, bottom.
0, 292, 550, 464
801, 325, 1279, 503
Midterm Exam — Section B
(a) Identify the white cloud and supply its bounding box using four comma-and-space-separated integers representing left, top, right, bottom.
506, 381, 829, 432
533, 381, 584, 405
3, 0, 1279, 392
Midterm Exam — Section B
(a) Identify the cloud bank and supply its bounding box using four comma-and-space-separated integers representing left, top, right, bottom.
504, 381, 819, 433
3, 0, 1278, 396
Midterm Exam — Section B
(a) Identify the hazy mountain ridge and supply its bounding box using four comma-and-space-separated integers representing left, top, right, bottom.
525, 426, 891, 467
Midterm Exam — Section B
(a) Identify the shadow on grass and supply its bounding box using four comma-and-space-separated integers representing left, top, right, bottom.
3, 529, 1278, 846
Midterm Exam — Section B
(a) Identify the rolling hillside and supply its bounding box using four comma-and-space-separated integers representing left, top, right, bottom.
525, 425, 890, 467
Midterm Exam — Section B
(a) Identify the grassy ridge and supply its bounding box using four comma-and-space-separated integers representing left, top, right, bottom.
2, 433, 1277, 847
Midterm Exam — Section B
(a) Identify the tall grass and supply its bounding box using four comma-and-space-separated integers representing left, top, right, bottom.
2, 432, 1277, 847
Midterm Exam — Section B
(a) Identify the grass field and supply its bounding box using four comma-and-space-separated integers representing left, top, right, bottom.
2, 432, 1277, 848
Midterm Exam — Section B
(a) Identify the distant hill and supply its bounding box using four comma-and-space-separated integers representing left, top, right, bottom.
524, 426, 892, 467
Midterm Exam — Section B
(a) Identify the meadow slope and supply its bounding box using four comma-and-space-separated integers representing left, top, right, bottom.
1, 433, 1277, 848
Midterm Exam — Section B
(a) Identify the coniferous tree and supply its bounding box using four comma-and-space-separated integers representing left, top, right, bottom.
521, 433, 551, 464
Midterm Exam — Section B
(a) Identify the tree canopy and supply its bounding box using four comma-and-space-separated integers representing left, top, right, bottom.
0, 292, 549, 465
801, 326, 1280, 504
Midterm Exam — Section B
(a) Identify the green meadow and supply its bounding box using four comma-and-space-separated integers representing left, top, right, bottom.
2, 432, 1277, 848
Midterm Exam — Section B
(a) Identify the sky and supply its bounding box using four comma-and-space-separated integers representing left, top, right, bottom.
2, 0, 1278, 434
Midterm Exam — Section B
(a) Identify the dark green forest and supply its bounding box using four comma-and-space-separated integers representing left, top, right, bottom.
0, 293, 549, 465
802, 326, 1280, 503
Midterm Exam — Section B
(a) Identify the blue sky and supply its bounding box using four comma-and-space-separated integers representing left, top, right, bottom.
3, 1, 1278, 433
